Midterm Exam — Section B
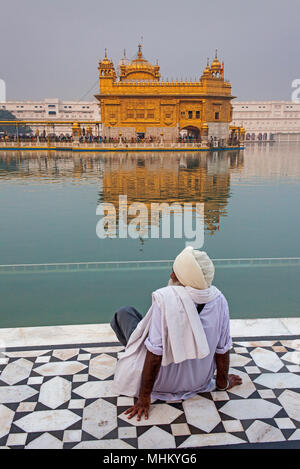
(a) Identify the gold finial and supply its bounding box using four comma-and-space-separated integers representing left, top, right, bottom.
215, 49, 218, 58
138, 43, 142, 58
123, 49, 126, 57
104, 48, 107, 58
207, 57, 210, 66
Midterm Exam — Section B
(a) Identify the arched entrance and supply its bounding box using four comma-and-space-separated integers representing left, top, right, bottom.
179, 126, 201, 142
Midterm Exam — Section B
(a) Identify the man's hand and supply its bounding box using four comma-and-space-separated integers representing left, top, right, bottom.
215, 351, 243, 390
124, 395, 151, 421
124, 350, 162, 421
227, 374, 242, 389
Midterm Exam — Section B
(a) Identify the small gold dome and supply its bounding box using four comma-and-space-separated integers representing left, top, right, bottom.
211, 50, 221, 70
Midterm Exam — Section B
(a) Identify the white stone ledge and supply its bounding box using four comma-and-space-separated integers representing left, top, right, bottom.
0, 317, 299, 349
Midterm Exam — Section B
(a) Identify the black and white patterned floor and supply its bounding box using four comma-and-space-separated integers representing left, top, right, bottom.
0, 332, 300, 449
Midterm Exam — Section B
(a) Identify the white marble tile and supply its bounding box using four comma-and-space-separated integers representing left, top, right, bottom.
171, 423, 191, 436
35, 356, 50, 363
244, 366, 261, 374
258, 389, 276, 399
72, 374, 88, 383
182, 395, 220, 433
89, 354, 117, 380
78, 354, 91, 361
0, 358, 9, 365
119, 403, 182, 427
27, 377, 44, 385
15, 409, 81, 432
286, 365, 300, 372
281, 339, 300, 351
280, 318, 300, 335
234, 341, 275, 347
230, 354, 251, 367
274, 418, 296, 429
246, 420, 285, 443
16, 402, 37, 413
52, 349, 79, 361
234, 347, 248, 354
25, 433, 63, 449
0, 358, 33, 385
118, 426, 137, 439
4, 350, 50, 358
0, 386, 38, 403
82, 398, 117, 439
0, 323, 118, 348
34, 361, 87, 376
278, 390, 300, 422
254, 373, 300, 389
230, 318, 291, 338
281, 351, 300, 365
211, 391, 229, 401
250, 347, 283, 372
82, 346, 124, 353
68, 399, 85, 409
228, 368, 256, 398
7, 433, 27, 446
39, 376, 72, 409
179, 433, 244, 448
288, 429, 300, 441
138, 426, 176, 449
63, 430, 82, 442
74, 440, 134, 449
0, 405, 14, 438
117, 396, 134, 406
219, 399, 282, 420
223, 420, 244, 433
73, 381, 117, 399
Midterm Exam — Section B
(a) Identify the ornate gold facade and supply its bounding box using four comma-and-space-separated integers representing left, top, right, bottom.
95, 46, 234, 141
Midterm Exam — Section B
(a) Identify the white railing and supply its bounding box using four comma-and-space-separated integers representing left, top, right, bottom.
0, 257, 299, 274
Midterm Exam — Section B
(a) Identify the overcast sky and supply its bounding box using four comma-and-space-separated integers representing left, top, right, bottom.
1, 0, 299, 102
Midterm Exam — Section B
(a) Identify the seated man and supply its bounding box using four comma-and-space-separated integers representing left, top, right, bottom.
111, 246, 242, 421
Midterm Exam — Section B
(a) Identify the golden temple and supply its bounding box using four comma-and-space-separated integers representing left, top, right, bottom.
95, 45, 235, 142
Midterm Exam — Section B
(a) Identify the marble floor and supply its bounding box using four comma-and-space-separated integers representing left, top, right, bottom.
0, 318, 299, 449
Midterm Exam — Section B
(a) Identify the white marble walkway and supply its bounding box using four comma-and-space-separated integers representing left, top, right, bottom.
0, 318, 299, 449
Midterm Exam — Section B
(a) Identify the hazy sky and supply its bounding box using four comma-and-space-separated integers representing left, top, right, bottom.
1, 0, 299, 102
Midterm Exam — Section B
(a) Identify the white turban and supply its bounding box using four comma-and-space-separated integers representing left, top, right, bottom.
173, 246, 215, 290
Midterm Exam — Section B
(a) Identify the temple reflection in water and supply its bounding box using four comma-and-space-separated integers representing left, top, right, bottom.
0, 150, 244, 235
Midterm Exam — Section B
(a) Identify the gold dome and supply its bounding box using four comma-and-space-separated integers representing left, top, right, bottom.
211, 50, 221, 70
202, 58, 211, 78
121, 44, 160, 81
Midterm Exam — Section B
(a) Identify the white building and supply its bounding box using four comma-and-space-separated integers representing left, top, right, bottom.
0, 79, 6, 102
232, 101, 300, 142
0, 98, 101, 135
2, 98, 300, 142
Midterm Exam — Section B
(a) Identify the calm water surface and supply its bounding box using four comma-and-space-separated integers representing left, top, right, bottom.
0, 143, 300, 327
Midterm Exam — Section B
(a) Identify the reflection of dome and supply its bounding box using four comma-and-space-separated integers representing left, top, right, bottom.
119, 44, 160, 82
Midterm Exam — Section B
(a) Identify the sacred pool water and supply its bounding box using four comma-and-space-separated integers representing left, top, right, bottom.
0, 143, 299, 327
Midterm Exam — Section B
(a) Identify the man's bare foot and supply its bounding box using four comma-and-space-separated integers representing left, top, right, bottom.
227, 374, 242, 389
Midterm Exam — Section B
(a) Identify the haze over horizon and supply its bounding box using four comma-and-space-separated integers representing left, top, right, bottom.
1, 0, 299, 102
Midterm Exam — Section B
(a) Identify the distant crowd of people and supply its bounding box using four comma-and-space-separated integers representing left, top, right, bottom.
0, 132, 241, 147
